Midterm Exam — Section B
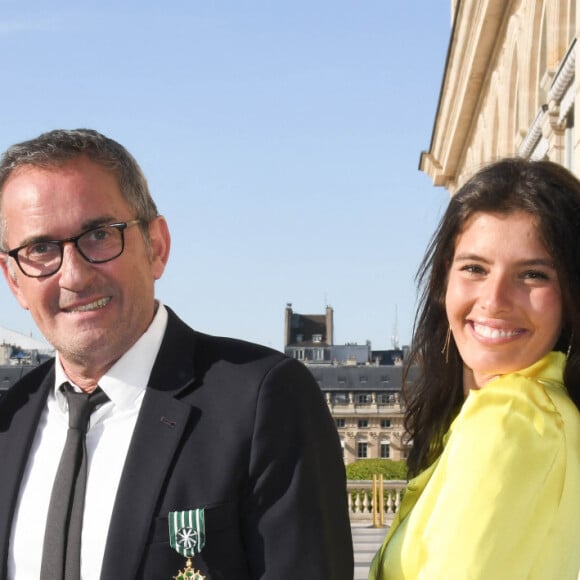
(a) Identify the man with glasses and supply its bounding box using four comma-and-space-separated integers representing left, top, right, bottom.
0, 129, 353, 580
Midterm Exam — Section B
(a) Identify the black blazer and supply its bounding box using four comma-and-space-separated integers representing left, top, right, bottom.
0, 308, 353, 579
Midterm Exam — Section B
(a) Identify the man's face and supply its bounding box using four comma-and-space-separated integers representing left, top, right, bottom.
0, 156, 170, 378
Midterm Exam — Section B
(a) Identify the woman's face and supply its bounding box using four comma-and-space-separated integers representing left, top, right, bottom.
445, 211, 563, 391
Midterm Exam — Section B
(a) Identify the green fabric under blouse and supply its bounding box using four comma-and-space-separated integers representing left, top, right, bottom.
369, 351, 580, 580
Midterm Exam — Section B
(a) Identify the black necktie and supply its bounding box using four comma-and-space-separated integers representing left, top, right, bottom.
40, 383, 108, 580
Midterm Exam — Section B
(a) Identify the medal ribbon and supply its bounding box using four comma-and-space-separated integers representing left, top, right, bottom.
169, 509, 206, 558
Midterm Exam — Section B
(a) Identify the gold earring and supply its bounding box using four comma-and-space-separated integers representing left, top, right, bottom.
441, 326, 452, 364
567, 333, 574, 360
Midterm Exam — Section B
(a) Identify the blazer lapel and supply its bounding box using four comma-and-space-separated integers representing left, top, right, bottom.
100, 310, 200, 579
0, 365, 53, 578
100, 389, 195, 579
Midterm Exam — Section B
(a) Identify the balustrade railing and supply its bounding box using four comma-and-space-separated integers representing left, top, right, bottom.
347, 478, 407, 524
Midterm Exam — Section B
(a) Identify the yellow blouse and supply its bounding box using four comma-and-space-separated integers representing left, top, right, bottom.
369, 352, 580, 580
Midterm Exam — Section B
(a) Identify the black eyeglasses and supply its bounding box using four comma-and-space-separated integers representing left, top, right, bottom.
6, 219, 144, 278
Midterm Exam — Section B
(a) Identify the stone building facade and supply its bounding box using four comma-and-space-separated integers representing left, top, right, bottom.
420, 0, 579, 192
284, 304, 411, 464
310, 364, 413, 464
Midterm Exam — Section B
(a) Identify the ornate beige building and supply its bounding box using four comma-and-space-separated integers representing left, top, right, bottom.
284, 305, 411, 464
420, 0, 579, 192
309, 364, 412, 464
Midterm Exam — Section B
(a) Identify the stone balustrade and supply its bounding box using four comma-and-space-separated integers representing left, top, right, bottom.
347, 479, 407, 524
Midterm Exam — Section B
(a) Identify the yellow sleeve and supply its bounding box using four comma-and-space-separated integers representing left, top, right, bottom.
398, 375, 565, 579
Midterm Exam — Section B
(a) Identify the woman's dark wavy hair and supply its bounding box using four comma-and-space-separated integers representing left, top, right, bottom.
404, 157, 580, 478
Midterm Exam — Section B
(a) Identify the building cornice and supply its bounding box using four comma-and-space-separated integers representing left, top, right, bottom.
548, 38, 576, 124
419, 0, 510, 189
518, 105, 548, 158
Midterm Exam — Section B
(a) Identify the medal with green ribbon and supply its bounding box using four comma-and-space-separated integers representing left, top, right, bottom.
169, 508, 206, 580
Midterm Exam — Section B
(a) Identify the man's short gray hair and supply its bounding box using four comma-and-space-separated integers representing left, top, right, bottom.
0, 129, 159, 251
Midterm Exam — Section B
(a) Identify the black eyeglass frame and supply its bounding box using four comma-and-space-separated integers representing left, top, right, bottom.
6, 218, 144, 278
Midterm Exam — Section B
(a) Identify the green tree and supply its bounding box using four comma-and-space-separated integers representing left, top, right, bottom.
346, 458, 407, 480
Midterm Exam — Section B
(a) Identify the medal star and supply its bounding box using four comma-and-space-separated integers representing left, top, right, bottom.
173, 557, 206, 580
176, 527, 198, 550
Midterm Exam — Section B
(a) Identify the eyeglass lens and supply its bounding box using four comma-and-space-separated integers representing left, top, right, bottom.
16, 225, 125, 277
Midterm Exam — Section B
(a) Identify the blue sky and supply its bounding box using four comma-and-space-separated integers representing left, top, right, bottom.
0, 1, 452, 351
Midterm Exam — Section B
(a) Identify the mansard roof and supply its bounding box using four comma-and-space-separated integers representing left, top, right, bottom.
308, 364, 418, 392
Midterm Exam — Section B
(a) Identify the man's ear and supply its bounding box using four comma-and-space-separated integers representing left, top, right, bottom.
147, 216, 171, 281
0, 258, 30, 310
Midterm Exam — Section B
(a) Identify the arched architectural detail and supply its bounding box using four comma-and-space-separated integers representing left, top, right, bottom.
536, 3, 548, 106
551, 0, 575, 66
491, 100, 501, 160
480, 69, 501, 163
520, 0, 545, 123
506, 44, 520, 152
465, 146, 475, 177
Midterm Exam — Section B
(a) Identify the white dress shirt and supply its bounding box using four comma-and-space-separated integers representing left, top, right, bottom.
8, 303, 168, 580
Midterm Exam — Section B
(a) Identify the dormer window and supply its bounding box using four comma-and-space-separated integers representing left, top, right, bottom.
312, 334, 323, 343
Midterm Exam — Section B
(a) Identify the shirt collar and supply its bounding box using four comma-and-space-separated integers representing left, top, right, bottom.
483, 350, 566, 388
54, 302, 168, 411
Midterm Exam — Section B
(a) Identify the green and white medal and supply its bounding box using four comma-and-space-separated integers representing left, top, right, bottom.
169, 508, 206, 580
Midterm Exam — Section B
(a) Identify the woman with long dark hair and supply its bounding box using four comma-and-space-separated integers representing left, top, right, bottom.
370, 158, 580, 579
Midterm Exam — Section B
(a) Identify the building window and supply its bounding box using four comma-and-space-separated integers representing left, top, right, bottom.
378, 393, 396, 404
380, 443, 390, 458
357, 442, 368, 458
359, 375, 368, 384
380, 419, 391, 428
296, 334, 303, 343
335, 418, 346, 428
356, 393, 372, 404
312, 334, 323, 343
380, 375, 390, 384
333, 393, 348, 404
358, 419, 368, 428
